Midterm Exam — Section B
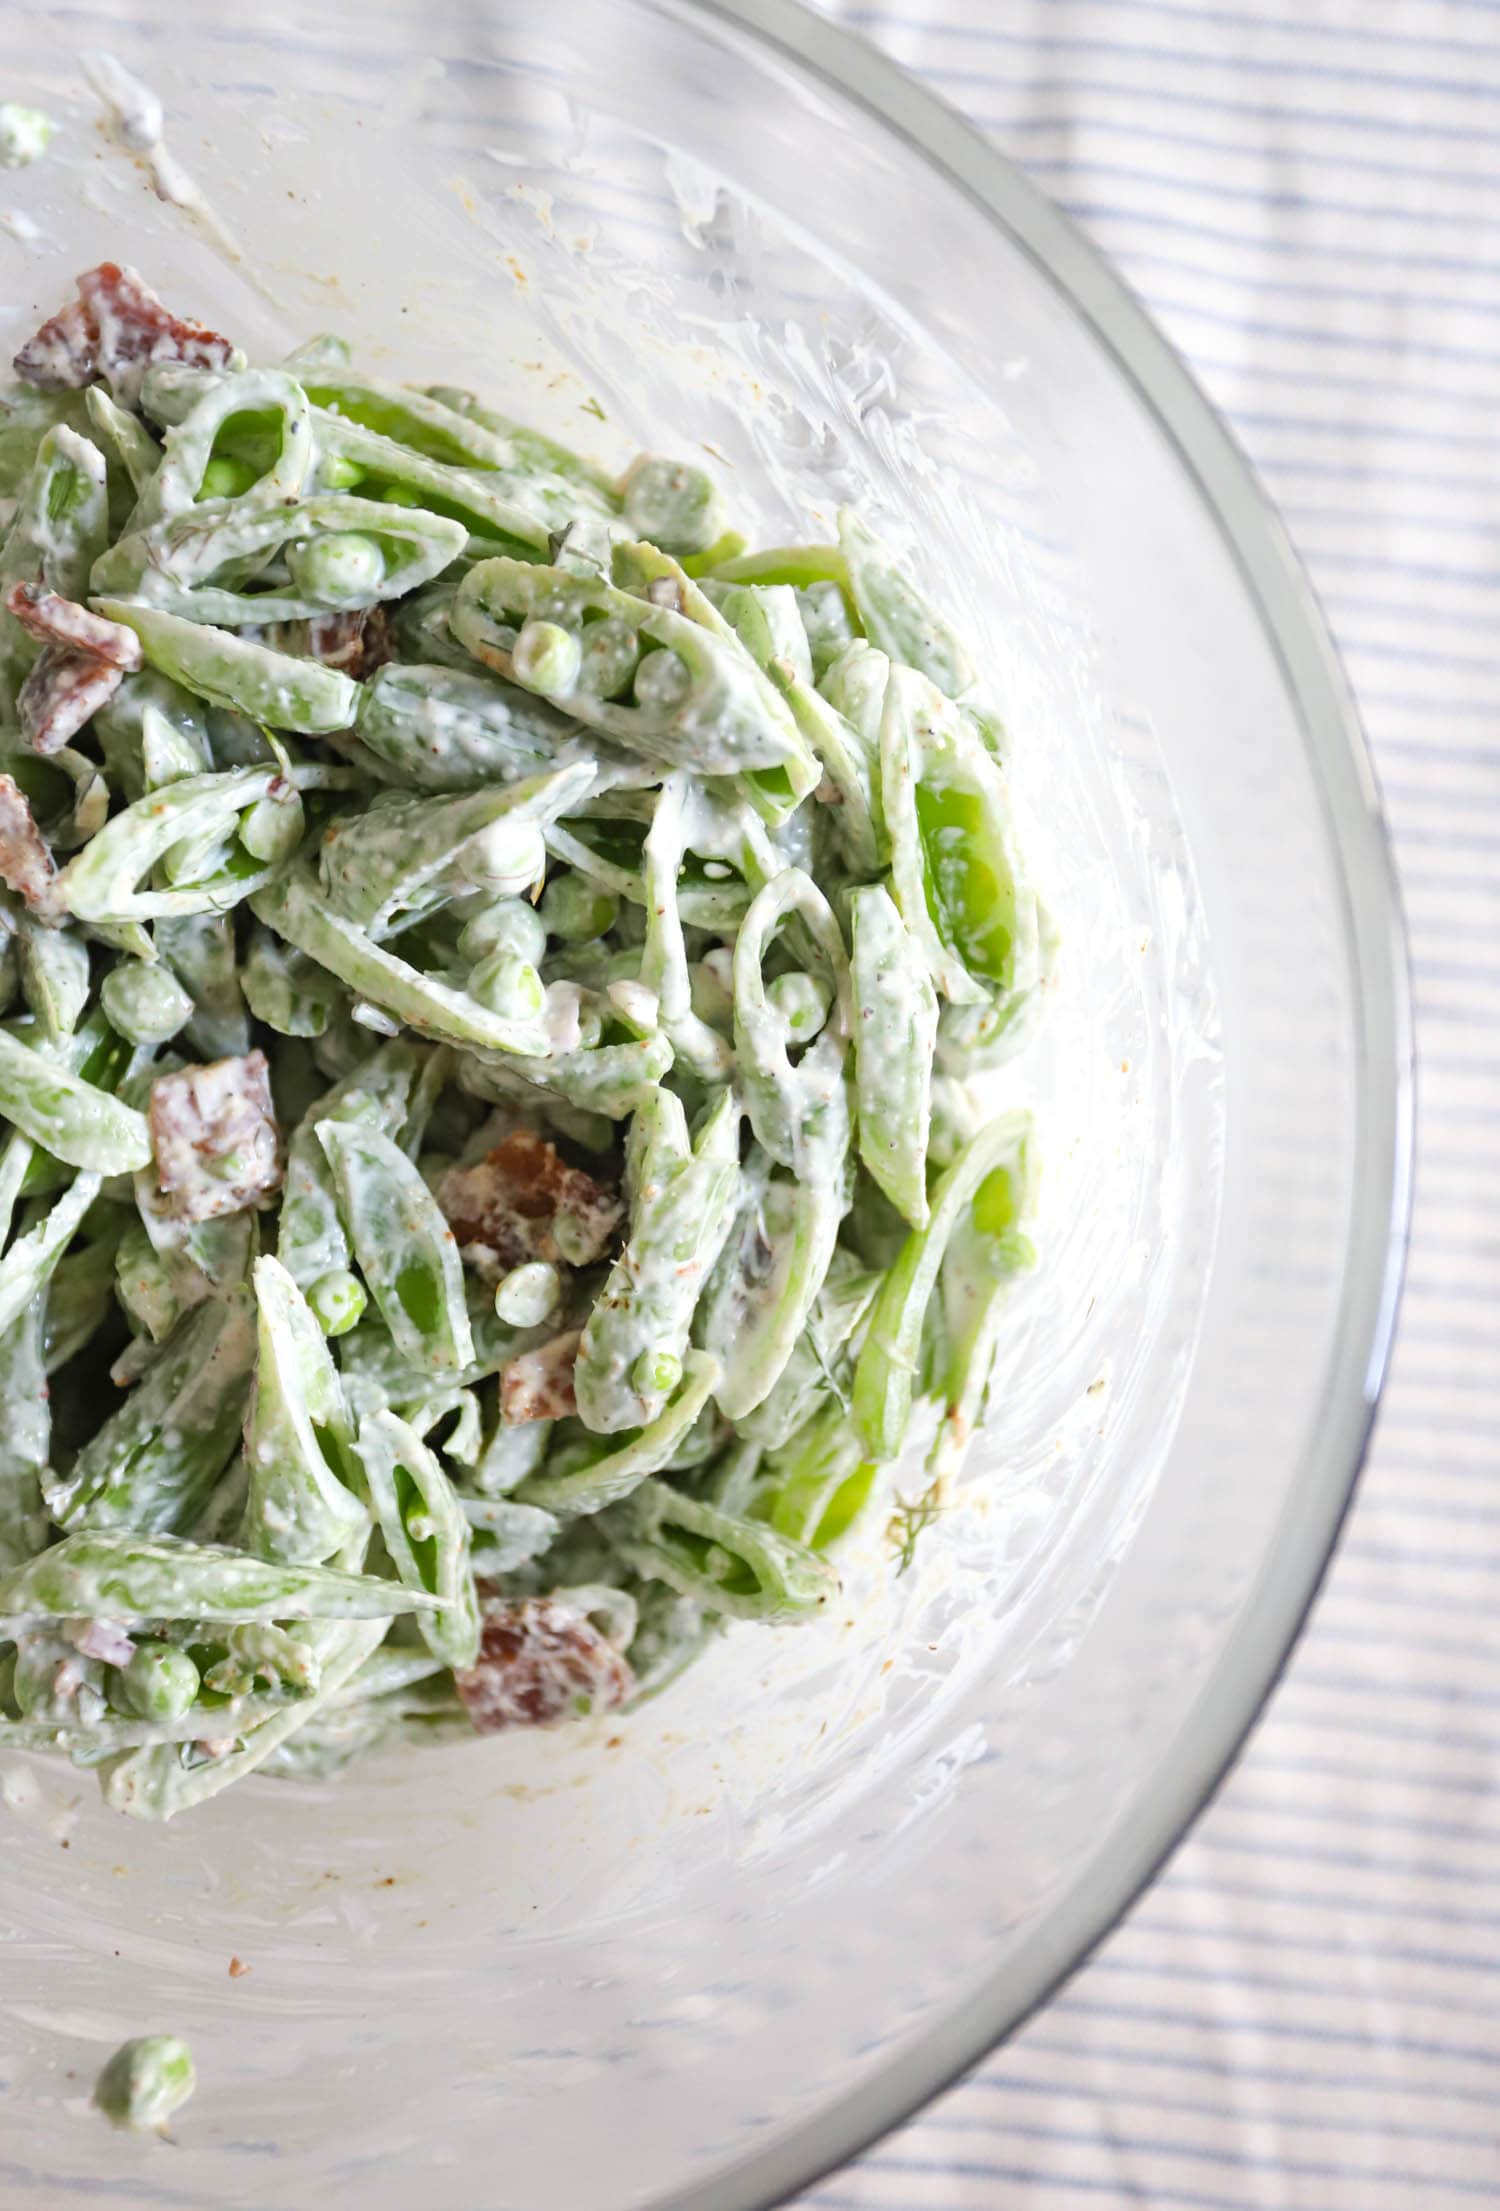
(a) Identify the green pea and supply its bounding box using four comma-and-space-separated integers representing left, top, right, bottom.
115, 1639, 201, 1722
457, 897, 546, 968
286, 530, 387, 603
94, 2035, 196, 2133
766, 969, 832, 1043
238, 784, 305, 863
632, 1348, 683, 1399
540, 873, 618, 945
511, 618, 582, 696
307, 1267, 367, 1337
319, 453, 364, 490
494, 1260, 561, 1328
377, 482, 424, 508
199, 454, 257, 500
460, 818, 545, 896
632, 648, 692, 713
578, 616, 640, 699
99, 961, 194, 1045
467, 947, 545, 1021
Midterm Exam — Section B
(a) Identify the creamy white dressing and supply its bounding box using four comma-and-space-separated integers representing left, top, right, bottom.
81, 50, 252, 278
0, 208, 44, 250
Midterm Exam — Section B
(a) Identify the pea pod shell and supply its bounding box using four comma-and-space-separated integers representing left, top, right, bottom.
92, 600, 359, 734
355, 659, 590, 792
49, 764, 298, 925
253, 864, 551, 1056
852, 1109, 1033, 1461
241, 1255, 367, 1564
354, 1408, 480, 1669
617, 1480, 838, 1622
0, 1026, 151, 1171
518, 1351, 721, 1517
879, 665, 1038, 1007
575, 1089, 740, 1434
318, 1119, 475, 1375
837, 507, 976, 701
276, 1040, 420, 1291
849, 882, 938, 1229
0, 1528, 437, 1624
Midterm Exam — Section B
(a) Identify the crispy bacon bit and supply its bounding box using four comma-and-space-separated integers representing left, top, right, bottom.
7, 585, 144, 755
267, 607, 392, 680
454, 1597, 634, 1734
13, 292, 94, 392
149, 1050, 283, 1223
64, 1618, 137, 1668
0, 773, 57, 909
499, 1330, 581, 1423
17, 645, 128, 756
310, 606, 391, 679
437, 1131, 623, 1284
5, 582, 144, 668
13, 262, 235, 404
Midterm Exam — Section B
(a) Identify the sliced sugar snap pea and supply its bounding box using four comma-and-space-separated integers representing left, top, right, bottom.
852, 1110, 1034, 1461
0, 1528, 436, 1625
355, 1408, 480, 1669
92, 600, 359, 733
318, 1119, 475, 1376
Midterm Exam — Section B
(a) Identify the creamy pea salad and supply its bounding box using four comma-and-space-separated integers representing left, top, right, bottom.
0, 262, 1045, 1823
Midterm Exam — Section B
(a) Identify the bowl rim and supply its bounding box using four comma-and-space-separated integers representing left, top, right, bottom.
657, 3, 1417, 2207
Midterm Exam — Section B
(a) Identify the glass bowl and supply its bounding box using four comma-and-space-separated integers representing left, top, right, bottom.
0, 4, 1411, 2207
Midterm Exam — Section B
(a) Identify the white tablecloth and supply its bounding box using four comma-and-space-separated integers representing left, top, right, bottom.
805, 3, 1500, 2206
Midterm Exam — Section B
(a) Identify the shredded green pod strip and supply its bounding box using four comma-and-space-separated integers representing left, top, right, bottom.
0, 1529, 440, 1624
93, 599, 361, 733
318, 1120, 475, 1376
355, 1407, 480, 1669
240, 1255, 367, 1564
521, 1351, 721, 1516
852, 1112, 1035, 1462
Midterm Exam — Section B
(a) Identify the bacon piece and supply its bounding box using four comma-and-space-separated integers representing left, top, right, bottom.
266, 607, 392, 681
8, 587, 143, 755
0, 774, 57, 909
13, 262, 235, 404
17, 646, 128, 756
12, 292, 94, 392
499, 1330, 581, 1423
65, 1618, 137, 1668
454, 1597, 634, 1734
308, 606, 391, 680
437, 1130, 623, 1284
5, 582, 143, 668
149, 1050, 283, 1222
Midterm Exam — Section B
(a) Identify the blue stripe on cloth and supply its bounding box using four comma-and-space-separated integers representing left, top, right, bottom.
798, 4, 1500, 2209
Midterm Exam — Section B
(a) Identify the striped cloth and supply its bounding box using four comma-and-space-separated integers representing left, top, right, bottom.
800, 4, 1500, 2208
